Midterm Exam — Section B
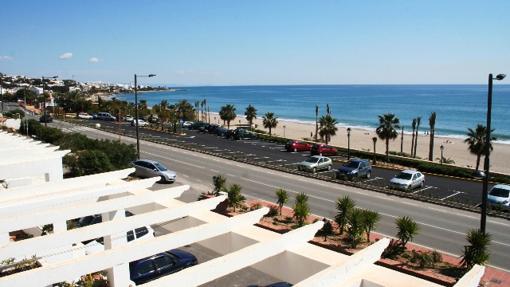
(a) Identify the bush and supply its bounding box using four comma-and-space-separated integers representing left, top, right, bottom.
64, 150, 114, 177
265, 205, 279, 217
431, 250, 442, 263
2, 109, 25, 119
409, 250, 435, 269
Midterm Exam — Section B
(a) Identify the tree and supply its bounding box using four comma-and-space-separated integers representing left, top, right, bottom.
262, 112, 278, 136
461, 229, 491, 269
319, 114, 338, 145
275, 188, 288, 215
428, 112, 436, 161
138, 100, 149, 118
410, 118, 416, 157
176, 100, 196, 122
335, 195, 355, 235
201, 99, 207, 122
226, 184, 245, 212
293, 193, 310, 227
219, 104, 236, 129
396, 216, 419, 248
347, 208, 365, 248
64, 150, 114, 177
212, 175, 226, 196
318, 219, 333, 241
376, 114, 401, 161
315, 105, 319, 141
244, 104, 257, 129
152, 100, 170, 130
464, 124, 496, 172
361, 209, 380, 242
413, 116, 421, 158
15, 88, 37, 104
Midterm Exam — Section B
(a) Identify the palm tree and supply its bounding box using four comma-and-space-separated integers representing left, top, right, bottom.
293, 193, 310, 227
244, 104, 257, 129
319, 114, 338, 145
376, 113, 401, 161
194, 100, 200, 120
226, 184, 245, 212
413, 116, 421, 158
219, 104, 236, 129
262, 112, 278, 135
461, 229, 491, 269
315, 105, 319, 141
361, 209, 380, 242
464, 124, 496, 172
275, 188, 288, 215
212, 174, 226, 196
396, 216, 419, 248
410, 118, 416, 156
428, 112, 436, 161
347, 208, 365, 248
335, 195, 355, 235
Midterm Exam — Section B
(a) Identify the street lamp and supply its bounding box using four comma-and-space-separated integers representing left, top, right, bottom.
134, 73, 156, 159
41, 75, 58, 127
347, 127, 351, 160
480, 73, 506, 234
283, 125, 286, 138
440, 145, 444, 164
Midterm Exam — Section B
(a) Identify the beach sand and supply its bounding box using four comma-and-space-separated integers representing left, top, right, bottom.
207, 112, 510, 175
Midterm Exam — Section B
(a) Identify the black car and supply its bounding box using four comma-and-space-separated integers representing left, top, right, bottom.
39, 114, 53, 123
129, 249, 197, 285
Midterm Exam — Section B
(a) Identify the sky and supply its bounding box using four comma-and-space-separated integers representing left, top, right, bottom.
0, 1, 509, 86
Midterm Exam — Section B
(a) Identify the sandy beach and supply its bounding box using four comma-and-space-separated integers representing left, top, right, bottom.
207, 112, 510, 175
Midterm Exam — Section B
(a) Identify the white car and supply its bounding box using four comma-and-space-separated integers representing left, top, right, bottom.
389, 170, 425, 191
131, 119, 148, 127
77, 112, 93, 119
124, 115, 134, 122
297, 156, 333, 173
488, 184, 510, 207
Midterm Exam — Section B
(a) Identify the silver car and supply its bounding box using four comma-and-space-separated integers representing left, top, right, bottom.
132, 159, 176, 183
389, 170, 425, 190
297, 156, 333, 173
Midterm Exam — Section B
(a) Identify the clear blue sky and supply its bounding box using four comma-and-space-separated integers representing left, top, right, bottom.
0, 1, 509, 85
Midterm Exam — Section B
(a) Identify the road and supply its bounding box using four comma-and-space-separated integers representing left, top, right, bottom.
47, 120, 510, 271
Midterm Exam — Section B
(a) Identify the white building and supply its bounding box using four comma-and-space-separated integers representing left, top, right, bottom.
0, 131, 484, 287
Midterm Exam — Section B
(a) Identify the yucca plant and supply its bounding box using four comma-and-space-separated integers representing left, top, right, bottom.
275, 188, 288, 215
396, 216, 419, 247
335, 196, 355, 235
461, 229, 491, 269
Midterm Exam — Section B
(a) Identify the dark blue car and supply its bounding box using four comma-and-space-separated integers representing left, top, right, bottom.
129, 249, 197, 285
336, 158, 372, 179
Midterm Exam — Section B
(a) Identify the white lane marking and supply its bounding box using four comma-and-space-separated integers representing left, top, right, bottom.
441, 191, 463, 201
143, 151, 205, 170
363, 177, 383, 183
209, 168, 220, 173
412, 186, 437, 194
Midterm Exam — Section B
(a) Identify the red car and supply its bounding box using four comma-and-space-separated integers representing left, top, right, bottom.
285, 140, 312, 152
310, 144, 337, 156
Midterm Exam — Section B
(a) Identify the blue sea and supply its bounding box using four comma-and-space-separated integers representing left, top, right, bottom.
115, 85, 510, 143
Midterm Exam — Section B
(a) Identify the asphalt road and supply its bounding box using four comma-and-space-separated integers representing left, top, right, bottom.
49, 120, 510, 271
80, 119, 491, 207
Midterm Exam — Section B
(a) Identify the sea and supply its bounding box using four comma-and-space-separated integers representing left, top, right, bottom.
115, 85, 510, 143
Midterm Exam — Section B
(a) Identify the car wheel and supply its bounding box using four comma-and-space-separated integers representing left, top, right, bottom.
366, 172, 371, 179
312, 167, 317, 173
420, 181, 424, 188
327, 165, 331, 171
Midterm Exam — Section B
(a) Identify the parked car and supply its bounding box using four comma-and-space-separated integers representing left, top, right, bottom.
77, 112, 93, 119
310, 144, 337, 156
488, 184, 510, 207
389, 170, 425, 190
233, 127, 255, 140
95, 112, 116, 121
132, 159, 176, 183
297, 156, 333, 173
206, 124, 220, 134
130, 249, 197, 285
39, 114, 53, 123
216, 127, 229, 137
285, 140, 312, 152
188, 121, 208, 130
182, 121, 193, 128
336, 158, 372, 179
131, 119, 148, 127
124, 115, 134, 122
266, 283, 293, 287
148, 114, 159, 123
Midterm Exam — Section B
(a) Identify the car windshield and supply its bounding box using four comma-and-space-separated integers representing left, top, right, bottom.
396, 172, 413, 180
344, 161, 360, 168
154, 163, 167, 171
489, 187, 510, 198
305, 157, 319, 163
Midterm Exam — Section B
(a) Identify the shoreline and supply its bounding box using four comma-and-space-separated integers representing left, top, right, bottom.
207, 112, 510, 175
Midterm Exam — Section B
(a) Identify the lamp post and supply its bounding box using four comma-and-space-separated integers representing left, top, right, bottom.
134, 73, 156, 159
283, 125, 286, 138
347, 127, 351, 160
480, 73, 506, 234
440, 145, 444, 164
41, 75, 58, 127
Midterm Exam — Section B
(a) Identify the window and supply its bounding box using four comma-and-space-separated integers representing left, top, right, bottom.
135, 227, 149, 238
154, 255, 175, 270
136, 261, 155, 275
127, 230, 135, 242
